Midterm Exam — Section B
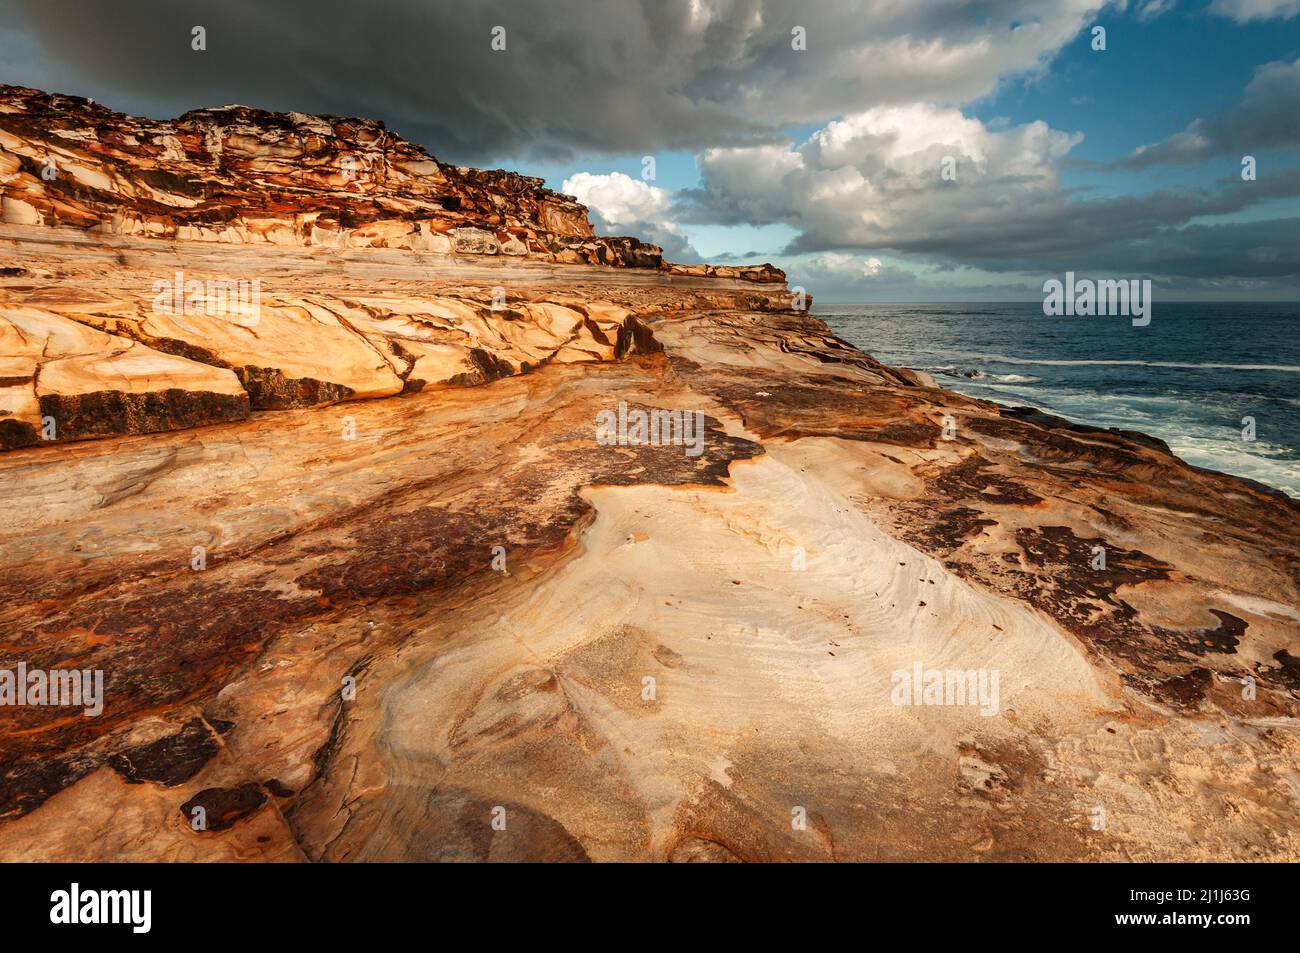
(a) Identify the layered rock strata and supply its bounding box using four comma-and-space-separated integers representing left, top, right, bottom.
0, 84, 781, 283
0, 92, 1296, 862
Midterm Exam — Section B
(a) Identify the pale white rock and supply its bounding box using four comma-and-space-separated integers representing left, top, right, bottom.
450, 226, 499, 255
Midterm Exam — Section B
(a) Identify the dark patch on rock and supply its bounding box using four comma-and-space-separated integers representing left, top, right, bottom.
933, 455, 1043, 507
1271, 650, 1300, 691
1015, 526, 1171, 592
428, 788, 591, 861
234, 366, 353, 409
263, 778, 295, 798
0, 753, 100, 821
615, 316, 663, 359
653, 644, 685, 668
117, 333, 233, 371
107, 717, 221, 786
0, 417, 39, 450
697, 372, 941, 447
899, 505, 997, 552
991, 526, 1215, 705
3, 574, 319, 773
466, 347, 516, 384
180, 783, 268, 833
1179, 609, 1247, 655
1150, 667, 1213, 710
37, 388, 249, 441
135, 167, 207, 198
293, 504, 528, 602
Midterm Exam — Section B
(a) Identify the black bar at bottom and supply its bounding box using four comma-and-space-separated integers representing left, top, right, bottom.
2, 860, 1285, 940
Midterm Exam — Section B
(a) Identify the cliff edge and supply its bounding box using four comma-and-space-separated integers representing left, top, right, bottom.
0, 90, 1297, 863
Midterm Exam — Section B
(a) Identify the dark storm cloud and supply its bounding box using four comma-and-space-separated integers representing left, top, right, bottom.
5, 0, 768, 162
2, 0, 1106, 164
791, 169, 1300, 270
1076, 216, 1300, 279
4, 0, 1295, 292
786, 175, 1300, 280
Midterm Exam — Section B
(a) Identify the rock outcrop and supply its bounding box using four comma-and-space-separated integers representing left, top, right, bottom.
0, 228, 796, 448
0, 84, 787, 449
0, 85, 708, 270
0, 91, 1297, 863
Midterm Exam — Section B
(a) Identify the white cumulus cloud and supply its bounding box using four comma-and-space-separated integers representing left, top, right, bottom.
684, 103, 1082, 256
562, 171, 700, 260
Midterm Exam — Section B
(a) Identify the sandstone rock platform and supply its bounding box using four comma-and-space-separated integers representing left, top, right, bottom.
0, 90, 1297, 862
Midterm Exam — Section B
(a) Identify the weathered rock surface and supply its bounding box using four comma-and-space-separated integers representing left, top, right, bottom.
0, 84, 682, 271
0, 84, 788, 286
0, 225, 794, 447
0, 93, 1296, 863
0, 301, 248, 449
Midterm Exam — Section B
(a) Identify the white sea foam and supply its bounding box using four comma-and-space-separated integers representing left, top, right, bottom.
955, 384, 1300, 496
950, 353, 1300, 373
819, 311, 1300, 497
931, 367, 1041, 384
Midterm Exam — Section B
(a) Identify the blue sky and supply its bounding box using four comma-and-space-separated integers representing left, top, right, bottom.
3, 0, 1299, 300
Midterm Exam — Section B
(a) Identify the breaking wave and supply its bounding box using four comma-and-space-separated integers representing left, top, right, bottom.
949, 354, 1300, 374
932, 366, 1042, 384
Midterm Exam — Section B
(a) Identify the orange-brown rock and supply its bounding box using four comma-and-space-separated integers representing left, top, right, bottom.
0, 85, 725, 273
0, 92, 1295, 863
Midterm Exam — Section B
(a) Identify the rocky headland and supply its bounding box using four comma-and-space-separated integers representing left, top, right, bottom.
0, 86, 1297, 861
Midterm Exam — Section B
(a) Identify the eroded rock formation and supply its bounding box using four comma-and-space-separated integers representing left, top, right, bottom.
0, 91, 1297, 862
0, 84, 784, 284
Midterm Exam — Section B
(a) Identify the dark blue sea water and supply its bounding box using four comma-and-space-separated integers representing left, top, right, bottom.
817, 302, 1300, 497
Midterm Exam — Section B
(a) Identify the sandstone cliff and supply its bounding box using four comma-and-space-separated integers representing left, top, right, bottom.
0, 84, 785, 280
0, 90, 1297, 862
0, 84, 784, 450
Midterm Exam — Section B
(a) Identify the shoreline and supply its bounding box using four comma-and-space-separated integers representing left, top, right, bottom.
816, 304, 1300, 500
2, 93, 1297, 862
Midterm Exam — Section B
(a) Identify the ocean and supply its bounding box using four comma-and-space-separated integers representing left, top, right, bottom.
817, 302, 1300, 498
